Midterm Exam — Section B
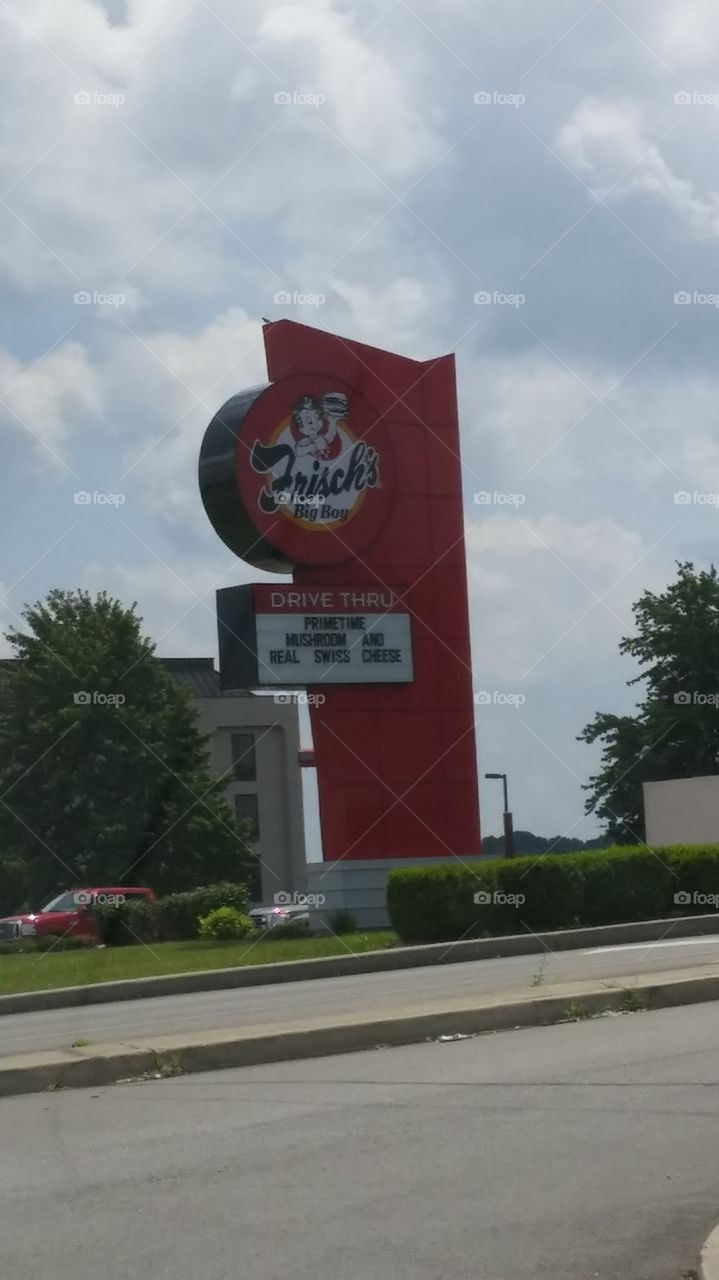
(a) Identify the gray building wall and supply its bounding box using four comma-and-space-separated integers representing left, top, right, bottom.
162, 660, 306, 904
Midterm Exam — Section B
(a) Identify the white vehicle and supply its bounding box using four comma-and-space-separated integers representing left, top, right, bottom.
248, 903, 310, 930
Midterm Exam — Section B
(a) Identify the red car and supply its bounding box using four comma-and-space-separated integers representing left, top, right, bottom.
0, 887, 155, 943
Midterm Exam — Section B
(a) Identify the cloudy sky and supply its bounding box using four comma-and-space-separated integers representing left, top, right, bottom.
2, 0, 718, 845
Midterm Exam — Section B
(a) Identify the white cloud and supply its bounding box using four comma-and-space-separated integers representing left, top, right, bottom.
257, 1, 439, 180
0, 340, 103, 460
556, 97, 719, 238
643, 0, 719, 66
616, 372, 719, 495
326, 275, 434, 349
0, 0, 443, 302
462, 354, 601, 481
115, 306, 266, 519
81, 553, 286, 657
141, 305, 264, 403
467, 513, 647, 686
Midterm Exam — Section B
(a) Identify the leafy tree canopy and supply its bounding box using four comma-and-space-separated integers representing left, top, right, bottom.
0, 590, 254, 901
580, 562, 719, 842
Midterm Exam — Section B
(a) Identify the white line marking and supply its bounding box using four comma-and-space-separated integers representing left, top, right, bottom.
582, 937, 719, 956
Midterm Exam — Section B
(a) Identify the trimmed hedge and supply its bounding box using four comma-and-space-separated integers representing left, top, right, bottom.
94, 897, 160, 947
157, 883, 249, 941
386, 845, 719, 944
92, 883, 251, 946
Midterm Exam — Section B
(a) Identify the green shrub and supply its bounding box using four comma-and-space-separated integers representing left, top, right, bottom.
387, 844, 719, 944
328, 909, 357, 934
93, 897, 160, 947
157, 883, 249, 941
197, 906, 254, 941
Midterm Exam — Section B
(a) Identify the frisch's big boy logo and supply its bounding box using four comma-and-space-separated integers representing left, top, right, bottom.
199, 373, 395, 571
249, 389, 380, 529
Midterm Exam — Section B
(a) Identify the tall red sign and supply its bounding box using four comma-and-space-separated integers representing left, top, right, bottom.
199, 320, 480, 862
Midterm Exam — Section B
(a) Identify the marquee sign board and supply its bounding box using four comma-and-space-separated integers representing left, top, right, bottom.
217, 584, 414, 689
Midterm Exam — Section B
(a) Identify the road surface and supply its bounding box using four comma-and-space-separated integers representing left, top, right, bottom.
2, 1001, 719, 1279
3, 933, 719, 1057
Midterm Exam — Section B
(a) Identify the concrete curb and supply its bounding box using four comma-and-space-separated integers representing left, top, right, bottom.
700, 1224, 719, 1279
2, 911, 718, 1018
3, 964, 719, 1099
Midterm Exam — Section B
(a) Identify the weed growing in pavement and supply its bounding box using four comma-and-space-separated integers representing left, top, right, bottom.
619, 989, 648, 1014
562, 1002, 592, 1022
150, 1050, 185, 1078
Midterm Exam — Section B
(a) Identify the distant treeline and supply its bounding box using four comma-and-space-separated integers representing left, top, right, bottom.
482, 831, 608, 857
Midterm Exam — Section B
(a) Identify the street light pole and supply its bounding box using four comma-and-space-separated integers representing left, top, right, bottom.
484, 771, 515, 858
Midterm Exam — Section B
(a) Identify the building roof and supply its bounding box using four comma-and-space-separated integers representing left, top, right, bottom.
159, 657, 253, 699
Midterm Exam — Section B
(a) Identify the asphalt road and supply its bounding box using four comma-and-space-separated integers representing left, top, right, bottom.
4, 933, 719, 1057
2, 1001, 719, 1279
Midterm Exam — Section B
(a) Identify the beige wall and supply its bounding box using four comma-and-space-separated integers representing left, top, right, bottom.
193, 695, 306, 903
643, 775, 719, 846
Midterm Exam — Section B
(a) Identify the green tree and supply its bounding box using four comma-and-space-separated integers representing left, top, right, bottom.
580, 562, 719, 842
0, 590, 255, 900
0, 853, 29, 913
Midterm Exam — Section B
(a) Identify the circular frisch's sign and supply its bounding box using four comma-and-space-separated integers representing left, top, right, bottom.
199, 374, 396, 571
